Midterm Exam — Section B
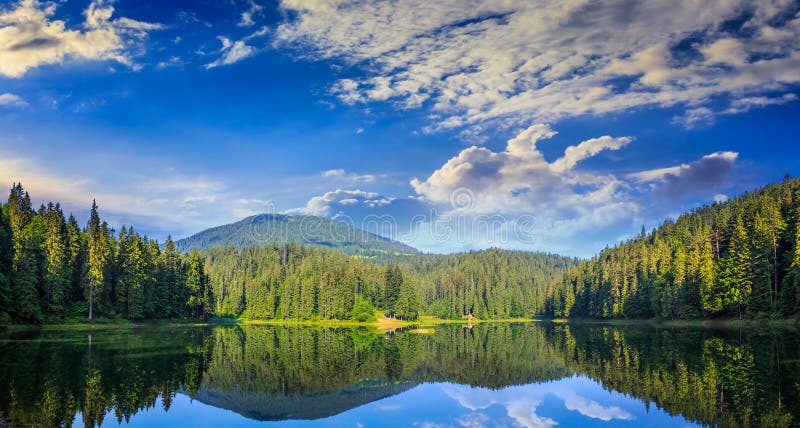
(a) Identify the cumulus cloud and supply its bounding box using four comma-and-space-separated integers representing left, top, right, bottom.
286, 189, 433, 241
276, 0, 800, 131
560, 392, 633, 421
630, 151, 738, 200
410, 123, 633, 219
287, 189, 393, 217
0, 0, 162, 78
444, 381, 633, 428
0, 93, 27, 107
292, 125, 740, 254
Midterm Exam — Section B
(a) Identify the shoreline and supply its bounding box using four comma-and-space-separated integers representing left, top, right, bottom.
3, 315, 798, 332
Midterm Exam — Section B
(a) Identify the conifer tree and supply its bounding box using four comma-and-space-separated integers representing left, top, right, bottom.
42, 203, 69, 316
185, 250, 207, 319
384, 265, 402, 317
7, 183, 32, 266
85, 200, 109, 320
13, 236, 42, 323
782, 198, 800, 314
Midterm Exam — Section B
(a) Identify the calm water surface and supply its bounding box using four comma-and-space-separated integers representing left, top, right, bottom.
0, 323, 797, 427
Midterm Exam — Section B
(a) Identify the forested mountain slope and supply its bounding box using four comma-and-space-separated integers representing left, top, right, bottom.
547, 176, 800, 319
176, 214, 418, 258
201, 244, 577, 320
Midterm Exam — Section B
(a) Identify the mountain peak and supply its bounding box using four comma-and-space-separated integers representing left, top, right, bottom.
176, 213, 418, 257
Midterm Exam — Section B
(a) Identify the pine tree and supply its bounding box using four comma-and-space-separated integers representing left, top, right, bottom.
7, 183, 32, 266
718, 215, 753, 318
0, 203, 12, 278
384, 265, 402, 317
159, 236, 182, 317
781, 199, 800, 314
85, 200, 109, 320
697, 233, 718, 315
751, 198, 785, 313
65, 214, 86, 303
0, 203, 12, 320
13, 236, 42, 323
185, 250, 207, 319
42, 203, 69, 316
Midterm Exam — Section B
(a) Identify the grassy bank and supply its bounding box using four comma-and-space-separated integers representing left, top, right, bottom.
8, 314, 797, 333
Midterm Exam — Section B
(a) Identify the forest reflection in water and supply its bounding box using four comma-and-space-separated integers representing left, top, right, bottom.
0, 322, 797, 427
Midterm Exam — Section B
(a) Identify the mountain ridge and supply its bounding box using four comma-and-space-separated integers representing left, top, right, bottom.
176, 213, 418, 257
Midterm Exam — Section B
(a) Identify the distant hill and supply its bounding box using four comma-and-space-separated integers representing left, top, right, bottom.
175, 213, 418, 257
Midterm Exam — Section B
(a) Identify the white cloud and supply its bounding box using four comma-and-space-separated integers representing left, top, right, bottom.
276, 0, 800, 131
560, 392, 633, 421
674, 93, 798, 127
205, 37, 256, 68
290, 125, 740, 255
238, 0, 263, 27
0, 151, 263, 239
443, 381, 634, 428
0, 93, 27, 107
156, 56, 185, 69
286, 189, 393, 217
410, 124, 633, 223
320, 169, 385, 183
630, 151, 738, 200
206, 26, 268, 69
672, 107, 715, 129
723, 92, 798, 114
0, 0, 162, 78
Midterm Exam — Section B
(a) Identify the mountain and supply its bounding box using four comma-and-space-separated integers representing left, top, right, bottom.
547, 177, 800, 320
175, 213, 418, 257
190, 380, 417, 421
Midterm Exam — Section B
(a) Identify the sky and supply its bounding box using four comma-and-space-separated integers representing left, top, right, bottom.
0, 0, 799, 257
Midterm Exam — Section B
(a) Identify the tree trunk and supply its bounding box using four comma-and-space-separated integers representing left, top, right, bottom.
88, 291, 94, 321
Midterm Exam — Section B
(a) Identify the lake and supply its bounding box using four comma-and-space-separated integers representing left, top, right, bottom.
0, 323, 797, 427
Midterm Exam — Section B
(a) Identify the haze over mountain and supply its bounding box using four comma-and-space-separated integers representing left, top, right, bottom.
175, 213, 418, 257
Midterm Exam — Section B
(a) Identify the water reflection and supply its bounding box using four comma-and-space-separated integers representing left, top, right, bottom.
0, 323, 797, 427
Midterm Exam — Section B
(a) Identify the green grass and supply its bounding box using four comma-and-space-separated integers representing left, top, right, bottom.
17, 313, 793, 331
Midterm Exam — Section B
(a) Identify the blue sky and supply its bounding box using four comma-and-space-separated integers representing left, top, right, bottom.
1, 0, 799, 256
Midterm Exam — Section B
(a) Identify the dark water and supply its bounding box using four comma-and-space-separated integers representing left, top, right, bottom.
0, 323, 798, 428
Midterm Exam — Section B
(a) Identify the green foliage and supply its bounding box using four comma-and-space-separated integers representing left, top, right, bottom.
202, 244, 575, 320
405, 249, 577, 319
349, 297, 376, 322
550, 177, 800, 319
0, 184, 216, 323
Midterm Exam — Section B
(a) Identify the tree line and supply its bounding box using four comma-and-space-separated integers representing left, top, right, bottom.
202, 244, 423, 320
547, 176, 800, 319
201, 245, 576, 321
0, 183, 212, 323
